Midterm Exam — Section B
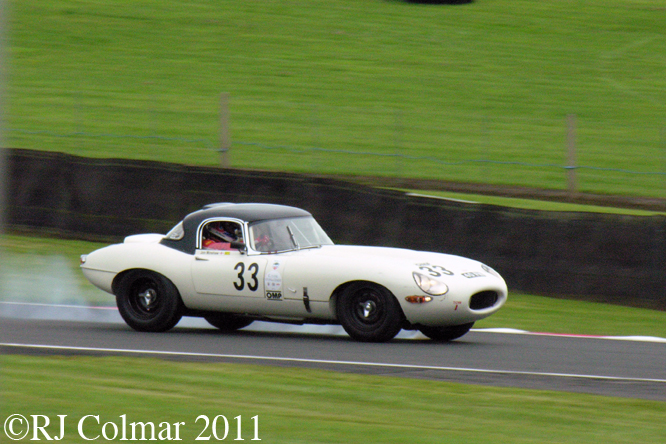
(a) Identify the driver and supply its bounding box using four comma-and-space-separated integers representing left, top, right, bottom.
252, 224, 272, 252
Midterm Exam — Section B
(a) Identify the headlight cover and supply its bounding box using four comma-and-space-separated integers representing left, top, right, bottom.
412, 272, 449, 296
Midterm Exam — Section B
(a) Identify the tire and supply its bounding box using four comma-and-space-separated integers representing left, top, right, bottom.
419, 322, 474, 342
205, 314, 254, 332
336, 282, 403, 342
115, 270, 183, 332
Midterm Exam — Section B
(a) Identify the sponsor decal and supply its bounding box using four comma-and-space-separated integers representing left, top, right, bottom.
462, 272, 485, 279
265, 259, 283, 292
265, 270, 282, 292
266, 291, 283, 301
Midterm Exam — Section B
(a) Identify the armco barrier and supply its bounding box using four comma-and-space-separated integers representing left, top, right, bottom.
6, 149, 666, 310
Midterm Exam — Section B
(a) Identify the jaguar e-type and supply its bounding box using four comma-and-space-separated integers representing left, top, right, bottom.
80, 203, 508, 342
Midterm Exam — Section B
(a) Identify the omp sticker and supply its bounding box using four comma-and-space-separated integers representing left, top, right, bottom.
266, 291, 283, 301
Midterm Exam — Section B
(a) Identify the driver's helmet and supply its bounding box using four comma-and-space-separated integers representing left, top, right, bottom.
207, 222, 237, 242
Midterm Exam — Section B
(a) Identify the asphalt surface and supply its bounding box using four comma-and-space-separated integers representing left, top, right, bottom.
1, 303, 665, 401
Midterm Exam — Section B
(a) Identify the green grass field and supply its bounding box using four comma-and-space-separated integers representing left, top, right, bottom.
401, 189, 666, 214
2, 355, 665, 444
6, 0, 666, 196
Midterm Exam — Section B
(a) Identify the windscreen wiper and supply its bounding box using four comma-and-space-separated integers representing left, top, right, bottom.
286, 225, 300, 250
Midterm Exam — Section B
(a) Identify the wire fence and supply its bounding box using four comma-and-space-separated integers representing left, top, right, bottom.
5, 99, 666, 199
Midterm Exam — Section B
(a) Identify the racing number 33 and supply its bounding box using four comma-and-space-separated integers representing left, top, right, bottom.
419, 265, 453, 277
234, 262, 259, 291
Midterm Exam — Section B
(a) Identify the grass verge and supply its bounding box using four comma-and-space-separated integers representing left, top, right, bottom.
402, 189, 666, 215
2, 355, 665, 444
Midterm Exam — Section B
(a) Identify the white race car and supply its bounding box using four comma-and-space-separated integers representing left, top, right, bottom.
81, 203, 507, 342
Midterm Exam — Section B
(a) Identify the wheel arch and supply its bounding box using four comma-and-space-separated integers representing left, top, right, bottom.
112, 268, 181, 300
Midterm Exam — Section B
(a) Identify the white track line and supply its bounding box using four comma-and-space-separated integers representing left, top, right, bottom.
0, 301, 118, 310
2, 342, 665, 385
475, 328, 666, 343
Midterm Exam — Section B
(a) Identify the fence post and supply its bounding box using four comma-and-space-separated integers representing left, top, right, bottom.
310, 103, 321, 173
220, 92, 231, 168
393, 108, 403, 177
567, 114, 578, 198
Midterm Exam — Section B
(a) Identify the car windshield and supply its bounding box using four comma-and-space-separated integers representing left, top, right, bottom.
249, 216, 334, 252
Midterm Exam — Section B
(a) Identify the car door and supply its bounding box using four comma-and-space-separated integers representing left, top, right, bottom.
191, 251, 268, 298
190, 217, 268, 299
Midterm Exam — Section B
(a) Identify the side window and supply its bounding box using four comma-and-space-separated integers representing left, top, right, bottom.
165, 221, 184, 240
201, 221, 244, 250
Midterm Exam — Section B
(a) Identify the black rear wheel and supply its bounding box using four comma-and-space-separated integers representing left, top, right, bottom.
336, 282, 403, 342
419, 322, 474, 342
205, 313, 254, 332
115, 270, 183, 332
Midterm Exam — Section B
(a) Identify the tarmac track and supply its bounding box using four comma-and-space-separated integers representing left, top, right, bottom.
1, 302, 665, 401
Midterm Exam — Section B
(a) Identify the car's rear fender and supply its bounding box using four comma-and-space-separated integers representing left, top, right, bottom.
82, 242, 196, 301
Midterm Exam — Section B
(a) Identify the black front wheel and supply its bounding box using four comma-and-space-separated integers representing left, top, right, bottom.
336, 282, 404, 342
418, 322, 474, 342
115, 270, 183, 332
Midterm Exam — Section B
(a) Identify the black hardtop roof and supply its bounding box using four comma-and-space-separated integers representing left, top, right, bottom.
183, 203, 312, 227
161, 203, 313, 255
